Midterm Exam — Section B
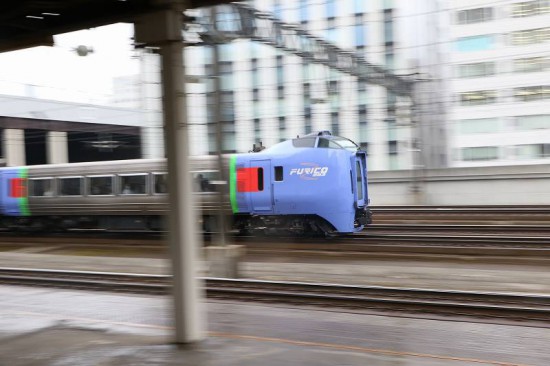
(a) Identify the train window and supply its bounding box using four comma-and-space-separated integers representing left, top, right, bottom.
318, 138, 342, 149
59, 177, 83, 196
355, 161, 363, 200
332, 137, 359, 151
318, 138, 329, 148
292, 137, 316, 148
88, 176, 113, 196
119, 174, 147, 195
193, 171, 218, 192
257, 167, 264, 191
154, 173, 168, 194
30, 178, 54, 197
274, 166, 283, 181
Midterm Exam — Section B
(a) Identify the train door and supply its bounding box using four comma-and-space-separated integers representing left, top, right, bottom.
250, 159, 273, 213
353, 153, 368, 208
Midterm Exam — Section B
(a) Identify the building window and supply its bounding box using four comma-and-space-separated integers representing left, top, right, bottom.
331, 112, 339, 136
459, 90, 497, 106
277, 85, 284, 99
299, 0, 308, 23
358, 105, 367, 124
456, 7, 493, 24
455, 35, 495, 52
511, 0, 549, 17
355, 23, 367, 47
220, 91, 235, 121
385, 53, 394, 70
514, 114, 550, 130
513, 57, 550, 73
354, 13, 366, 45
354, 0, 367, 14
254, 118, 261, 141
276, 55, 284, 85
510, 27, 550, 46
515, 144, 550, 158
222, 121, 236, 153
326, 26, 338, 43
388, 140, 398, 155
272, 0, 282, 19
462, 146, 499, 161
383, 9, 393, 43
514, 86, 550, 102
216, 6, 240, 33
458, 62, 495, 78
219, 61, 233, 91
458, 118, 500, 134
304, 113, 312, 135
278, 116, 286, 142
326, 0, 336, 18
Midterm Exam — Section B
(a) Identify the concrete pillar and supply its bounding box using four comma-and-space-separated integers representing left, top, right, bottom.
3, 129, 26, 166
135, 2, 205, 344
140, 50, 164, 159
142, 125, 164, 159
46, 131, 68, 164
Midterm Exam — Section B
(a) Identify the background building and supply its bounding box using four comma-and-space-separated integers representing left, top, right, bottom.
0, 93, 144, 166
448, 0, 550, 167
180, 0, 448, 171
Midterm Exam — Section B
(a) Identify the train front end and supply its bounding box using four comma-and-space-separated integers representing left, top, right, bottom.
229, 131, 371, 235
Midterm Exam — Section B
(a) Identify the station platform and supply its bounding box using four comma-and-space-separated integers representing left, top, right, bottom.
2, 284, 549, 366
1, 251, 550, 365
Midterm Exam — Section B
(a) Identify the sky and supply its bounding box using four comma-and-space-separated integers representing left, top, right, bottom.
0, 23, 138, 103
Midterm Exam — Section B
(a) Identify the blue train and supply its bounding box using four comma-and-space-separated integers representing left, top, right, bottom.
0, 131, 371, 235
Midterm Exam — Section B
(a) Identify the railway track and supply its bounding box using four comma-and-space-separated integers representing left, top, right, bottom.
366, 224, 550, 236
1, 229, 550, 260
370, 205, 550, 225
1, 267, 549, 324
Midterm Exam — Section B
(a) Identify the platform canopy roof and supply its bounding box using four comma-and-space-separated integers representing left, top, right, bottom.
0, 0, 230, 53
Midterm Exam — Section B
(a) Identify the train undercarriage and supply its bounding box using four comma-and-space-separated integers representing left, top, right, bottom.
1, 213, 341, 236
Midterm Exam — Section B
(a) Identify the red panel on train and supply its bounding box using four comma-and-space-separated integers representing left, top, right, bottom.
9, 178, 26, 198
237, 168, 260, 192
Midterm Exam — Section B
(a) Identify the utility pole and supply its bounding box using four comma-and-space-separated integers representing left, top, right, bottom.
409, 74, 426, 205
211, 6, 226, 246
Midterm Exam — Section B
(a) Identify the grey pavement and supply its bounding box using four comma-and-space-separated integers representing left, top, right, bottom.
1, 285, 549, 366
1, 250, 549, 365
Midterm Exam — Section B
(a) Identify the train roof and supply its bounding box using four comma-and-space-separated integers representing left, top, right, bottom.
262, 131, 360, 154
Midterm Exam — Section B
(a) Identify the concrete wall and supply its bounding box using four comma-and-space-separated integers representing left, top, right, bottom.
369, 163, 550, 205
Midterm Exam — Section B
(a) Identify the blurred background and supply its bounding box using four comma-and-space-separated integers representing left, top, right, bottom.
0, 0, 548, 198
1, 3, 550, 361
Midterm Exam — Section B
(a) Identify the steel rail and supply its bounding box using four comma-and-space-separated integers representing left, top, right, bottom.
2, 232, 550, 260
366, 224, 550, 234
1, 267, 549, 323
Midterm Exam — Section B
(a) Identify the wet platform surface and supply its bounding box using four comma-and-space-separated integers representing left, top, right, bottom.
2, 285, 550, 366
1, 251, 550, 365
